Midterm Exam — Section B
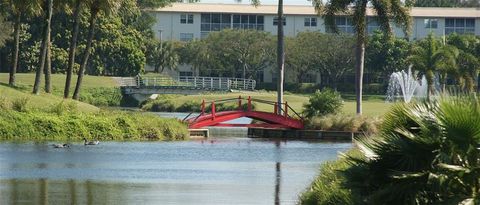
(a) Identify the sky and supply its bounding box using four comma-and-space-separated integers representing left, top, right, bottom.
196, 0, 313, 6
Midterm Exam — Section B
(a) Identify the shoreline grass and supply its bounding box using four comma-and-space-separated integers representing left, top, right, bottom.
0, 83, 189, 142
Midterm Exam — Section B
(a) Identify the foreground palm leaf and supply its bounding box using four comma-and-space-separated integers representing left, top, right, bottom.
344, 96, 480, 204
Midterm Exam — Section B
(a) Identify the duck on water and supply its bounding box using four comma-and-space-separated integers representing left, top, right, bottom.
84, 138, 99, 145
52, 144, 70, 148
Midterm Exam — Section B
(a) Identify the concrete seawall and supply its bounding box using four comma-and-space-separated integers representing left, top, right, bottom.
247, 128, 362, 141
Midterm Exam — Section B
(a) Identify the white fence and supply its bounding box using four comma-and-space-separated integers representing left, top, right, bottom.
119, 76, 256, 91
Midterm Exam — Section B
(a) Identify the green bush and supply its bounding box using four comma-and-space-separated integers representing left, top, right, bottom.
49, 101, 78, 115
0, 95, 10, 109
256, 82, 321, 93
176, 101, 202, 112
299, 149, 362, 205
79, 87, 122, 106
303, 89, 343, 118
304, 96, 480, 204
12, 97, 29, 112
205, 102, 256, 112
306, 114, 381, 134
141, 99, 176, 112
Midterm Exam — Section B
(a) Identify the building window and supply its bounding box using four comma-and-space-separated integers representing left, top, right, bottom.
180, 33, 194, 41
445, 18, 475, 35
200, 13, 232, 38
180, 14, 194, 24
327, 16, 354, 34
232, 14, 264, 30
273, 17, 286, 26
367, 17, 380, 34
304, 17, 317, 27
424, 19, 438, 29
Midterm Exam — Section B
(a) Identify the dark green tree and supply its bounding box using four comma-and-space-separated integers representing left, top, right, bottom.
414, 0, 479, 7
408, 34, 459, 98
0, 15, 12, 48
72, 0, 121, 100
33, 0, 53, 94
1, 0, 41, 86
366, 30, 411, 83
146, 40, 180, 73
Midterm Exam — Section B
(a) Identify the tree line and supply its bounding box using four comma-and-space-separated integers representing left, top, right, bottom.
414, 0, 480, 7
145, 29, 480, 93
0, 0, 177, 99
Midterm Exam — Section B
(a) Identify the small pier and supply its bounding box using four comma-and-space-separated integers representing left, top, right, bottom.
188, 129, 209, 139
247, 128, 361, 141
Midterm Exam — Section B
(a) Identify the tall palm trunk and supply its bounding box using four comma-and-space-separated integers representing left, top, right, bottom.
73, 10, 97, 100
33, 0, 53, 95
64, 0, 81, 98
9, 13, 21, 87
355, 36, 365, 115
44, 34, 52, 93
276, 0, 284, 114
426, 70, 434, 101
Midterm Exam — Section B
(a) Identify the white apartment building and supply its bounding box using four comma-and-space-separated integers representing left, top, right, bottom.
147, 3, 480, 83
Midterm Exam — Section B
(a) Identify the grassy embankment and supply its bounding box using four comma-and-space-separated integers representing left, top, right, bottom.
0, 73, 122, 106
0, 79, 188, 141
0, 73, 392, 116
143, 92, 392, 117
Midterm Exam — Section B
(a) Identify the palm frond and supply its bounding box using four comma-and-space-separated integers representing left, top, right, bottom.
370, 0, 392, 36
323, 0, 354, 34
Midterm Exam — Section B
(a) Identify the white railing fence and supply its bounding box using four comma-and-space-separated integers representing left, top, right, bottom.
119, 76, 256, 91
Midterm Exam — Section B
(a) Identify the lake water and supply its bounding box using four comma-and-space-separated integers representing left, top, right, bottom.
0, 138, 351, 205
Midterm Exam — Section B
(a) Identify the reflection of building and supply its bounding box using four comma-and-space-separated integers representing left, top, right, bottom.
147, 3, 480, 83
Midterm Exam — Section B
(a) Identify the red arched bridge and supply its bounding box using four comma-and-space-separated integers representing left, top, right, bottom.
183, 96, 304, 129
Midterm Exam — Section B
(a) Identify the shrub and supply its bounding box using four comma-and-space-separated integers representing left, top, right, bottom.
12, 97, 29, 112
141, 99, 176, 112
306, 114, 381, 134
205, 101, 256, 112
0, 95, 10, 109
299, 149, 362, 205
79, 87, 122, 106
336, 96, 480, 204
303, 89, 343, 118
49, 101, 78, 115
176, 101, 201, 112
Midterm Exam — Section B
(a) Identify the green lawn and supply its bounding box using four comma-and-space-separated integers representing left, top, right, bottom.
0, 84, 99, 112
0, 73, 393, 116
168, 91, 392, 117
0, 73, 118, 89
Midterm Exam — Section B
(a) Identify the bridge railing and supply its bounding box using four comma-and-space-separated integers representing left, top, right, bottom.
184, 96, 304, 123
119, 76, 256, 91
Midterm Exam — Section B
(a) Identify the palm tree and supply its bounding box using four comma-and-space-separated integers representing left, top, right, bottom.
316, 0, 412, 115
146, 40, 180, 73
408, 34, 458, 99
1, 0, 41, 87
72, 0, 121, 100
456, 52, 480, 93
33, 0, 53, 95
343, 96, 480, 204
63, 0, 82, 98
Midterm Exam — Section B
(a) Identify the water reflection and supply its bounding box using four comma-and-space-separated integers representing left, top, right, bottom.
0, 140, 351, 204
